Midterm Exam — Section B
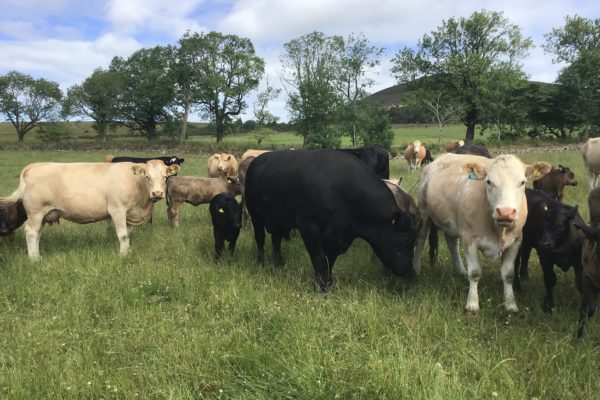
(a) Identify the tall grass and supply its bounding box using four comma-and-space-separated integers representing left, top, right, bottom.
0, 149, 598, 399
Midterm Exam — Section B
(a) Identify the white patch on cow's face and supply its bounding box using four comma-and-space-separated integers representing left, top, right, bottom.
484, 155, 527, 226
413, 140, 421, 156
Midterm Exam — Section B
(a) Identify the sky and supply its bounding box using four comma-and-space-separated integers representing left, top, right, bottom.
0, 0, 598, 122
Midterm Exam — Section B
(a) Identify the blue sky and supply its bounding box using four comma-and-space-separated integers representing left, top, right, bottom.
1, 0, 598, 121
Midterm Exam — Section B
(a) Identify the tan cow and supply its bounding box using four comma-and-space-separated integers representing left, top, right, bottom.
166, 176, 241, 228
207, 153, 239, 178
581, 137, 600, 190
242, 149, 270, 161
413, 153, 550, 312
403, 140, 427, 172
0, 160, 179, 260
446, 140, 464, 152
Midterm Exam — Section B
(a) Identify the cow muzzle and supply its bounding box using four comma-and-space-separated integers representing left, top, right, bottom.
151, 191, 164, 201
494, 207, 517, 227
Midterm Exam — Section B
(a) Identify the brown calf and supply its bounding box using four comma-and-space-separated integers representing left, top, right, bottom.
533, 164, 578, 202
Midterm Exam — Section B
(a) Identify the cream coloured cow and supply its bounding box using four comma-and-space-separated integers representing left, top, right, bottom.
0, 160, 179, 260
403, 140, 427, 172
207, 153, 239, 178
413, 153, 550, 312
241, 149, 271, 161
581, 137, 600, 190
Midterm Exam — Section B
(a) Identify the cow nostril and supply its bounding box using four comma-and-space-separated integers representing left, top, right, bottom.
152, 191, 163, 198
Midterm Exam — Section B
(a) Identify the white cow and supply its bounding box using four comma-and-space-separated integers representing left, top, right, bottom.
0, 160, 179, 260
582, 137, 600, 190
413, 153, 550, 312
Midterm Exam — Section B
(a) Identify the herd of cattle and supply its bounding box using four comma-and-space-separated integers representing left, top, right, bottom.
3, 138, 600, 338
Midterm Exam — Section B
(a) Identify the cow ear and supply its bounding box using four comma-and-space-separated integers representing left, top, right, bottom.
463, 162, 486, 180
574, 223, 599, 240
225, 155, 231, 161
132, 165, 145, 176
526, 162, 552, 181
167, 165, 180, 176
558, 164, 565, 172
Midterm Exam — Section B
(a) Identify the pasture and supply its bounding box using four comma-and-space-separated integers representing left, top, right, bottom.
0, 148, 599, 399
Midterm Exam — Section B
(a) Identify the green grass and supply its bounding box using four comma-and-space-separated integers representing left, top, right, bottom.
1, 149, 599, 399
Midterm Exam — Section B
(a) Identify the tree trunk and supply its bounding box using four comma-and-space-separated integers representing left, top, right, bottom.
215, 116, 224, 143
179, 99, 190, 144
147, 122, 158, 141
18, 129, 25, 142
465, 120, 476, 144
352, 124, 357, 147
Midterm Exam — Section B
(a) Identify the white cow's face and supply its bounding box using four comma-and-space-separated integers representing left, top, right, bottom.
133, 160, 180, 201
466, 155, 551, 227
412, 140, 421, 156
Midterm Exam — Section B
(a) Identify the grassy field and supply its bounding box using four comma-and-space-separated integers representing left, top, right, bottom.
0, 121, 483, 153
1, 148, 599, 399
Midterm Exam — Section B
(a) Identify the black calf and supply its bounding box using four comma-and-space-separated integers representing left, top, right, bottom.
209, 193, 242, 259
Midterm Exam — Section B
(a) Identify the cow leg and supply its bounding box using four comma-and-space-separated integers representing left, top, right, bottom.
272, 233, 284, 267
539, 254, 557, 312
109, 209, 130, 255
228, 230, 240, 256
299, 228, 331, 292
213, 229, 224, 259
514, 244, 532, 292
24, 214, 44, 260
500, 242, 519, 313
445, 234, 466, 276
585, 165, 597, 190
577, 277, 599, 338
464, 242, 482, 312
251, 216, 266, 265
167, 201, 181, 229
412, 216, 431, 275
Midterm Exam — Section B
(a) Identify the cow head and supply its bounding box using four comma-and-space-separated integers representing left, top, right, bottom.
536, 203, 579, 250
168, 156, 185, 166
375, 209, 419, 278
412, 140, 423, 157
465, 155, 551, 227
217, 153, 238, 177
0, 202, 27, 236
212, 195, 242, 232
558, 165, 578, 186
132, 160, 180, 202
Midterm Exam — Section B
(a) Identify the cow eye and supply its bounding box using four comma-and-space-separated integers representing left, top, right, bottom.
520, 180, 526, 186
485, 179, 491, 185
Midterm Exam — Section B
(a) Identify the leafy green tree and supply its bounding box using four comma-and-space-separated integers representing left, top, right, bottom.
354, 99, 394, 149
391, 10, 532, 143
109, 45, 177, 140
253, 78, 281, 126
63, 68, 122, 142
0, 70, 63, 141
335, 33, 385, 146
545, 16, 600, 134
281, 31, 343, 148
178, 31, 264, 143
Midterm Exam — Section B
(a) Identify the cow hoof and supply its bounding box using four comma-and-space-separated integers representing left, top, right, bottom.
506, 305, 519, 314
464, 308, 479, 315
542, 303, 553, 313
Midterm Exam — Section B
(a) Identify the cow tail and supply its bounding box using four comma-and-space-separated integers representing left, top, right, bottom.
0, 167, 28, 207
428, 223, 438, 266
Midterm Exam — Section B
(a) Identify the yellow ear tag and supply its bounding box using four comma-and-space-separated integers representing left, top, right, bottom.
133, 169, 140, 175
391, 217, 396, 225
218, 208, 225, 214
543, 205, 548, 212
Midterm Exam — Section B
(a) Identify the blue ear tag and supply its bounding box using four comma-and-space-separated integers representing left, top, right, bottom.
468, 169, 478, 180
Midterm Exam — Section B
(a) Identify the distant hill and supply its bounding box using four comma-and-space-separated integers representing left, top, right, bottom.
368, 80, 556, 108
369, 82, 411, 107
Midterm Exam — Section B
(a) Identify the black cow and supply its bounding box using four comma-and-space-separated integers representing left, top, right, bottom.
245, 149, 418, 291
514, 188, 584, 312
209, 193, 242, 259
0, 201, 27, 236
108, 155, 185, 166
450, 144, 492, 158
337, 144, 390, 179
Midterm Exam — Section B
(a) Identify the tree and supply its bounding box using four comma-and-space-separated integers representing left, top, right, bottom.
253, 78, 281, 126
391, 10, 532, 143
354, 99, 394, 149
402, 84, 463, 134
335, 33, 385, 146
178, 31, 264, 143
63, 68, 122, 142
0, 70, 62, 141
109, 45, 177, 140
281, 31, 343, 148
545, 16, 600, 135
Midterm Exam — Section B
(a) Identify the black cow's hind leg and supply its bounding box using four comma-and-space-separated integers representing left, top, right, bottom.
272, 233, 284, 267
251, 216, 266, 265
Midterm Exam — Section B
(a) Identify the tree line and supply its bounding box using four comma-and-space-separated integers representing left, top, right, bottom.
0, 10, 598, 147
